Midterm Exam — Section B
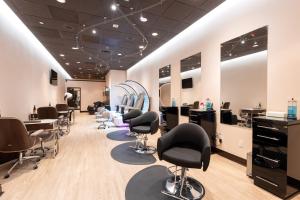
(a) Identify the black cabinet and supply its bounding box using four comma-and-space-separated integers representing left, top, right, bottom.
189, 109, 216, 148
252, 116, 300, 199
160, 106, 179, 134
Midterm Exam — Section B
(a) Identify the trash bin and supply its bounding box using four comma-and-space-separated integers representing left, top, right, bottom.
246, 152, 252, 177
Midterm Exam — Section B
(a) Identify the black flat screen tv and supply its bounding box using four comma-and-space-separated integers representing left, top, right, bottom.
50, 69, 58, 85
182, 78, 193, 89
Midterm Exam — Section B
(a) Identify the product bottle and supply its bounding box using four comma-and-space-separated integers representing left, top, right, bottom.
171, 98, 176, 107
205, 98, 212, 110
33, 105, 36, 114
287, 98, 297, 119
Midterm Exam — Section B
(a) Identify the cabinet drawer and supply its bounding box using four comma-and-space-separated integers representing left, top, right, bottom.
254, 174, 286, 198
253, 126, 287, 147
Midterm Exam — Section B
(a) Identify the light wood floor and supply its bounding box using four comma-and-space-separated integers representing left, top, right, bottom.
0, 113, 299, 200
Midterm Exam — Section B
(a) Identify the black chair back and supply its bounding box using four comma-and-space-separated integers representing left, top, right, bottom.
37, 106, 58, 119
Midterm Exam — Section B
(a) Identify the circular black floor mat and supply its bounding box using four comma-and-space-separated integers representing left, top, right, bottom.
125, 165, 205, 200
106, 130, 136, 141
111, 142, 156, 165
125, 165, 174, 200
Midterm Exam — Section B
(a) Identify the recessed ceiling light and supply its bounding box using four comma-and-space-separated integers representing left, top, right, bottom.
78, 67, 82, 70
39, 21, 44, 25
120, 66, 123, 68
139, 45, 144, 49
139, 15, 148, 22
65, 62, 70, 65
59, 54, 65, 57
241, 39, 245, 44
89, 57, 92, 60
76, 61, 80, 64
130, 7, 134, 10
252, 41, 259, 48
92, 29, 97, 34
56, 0, 66, 3
118, 53, 122, 56
72, 46, 79, 50
111, 3, 117, 11
229, 53, 232, 57
152, 32, 158, 37
112, 24, 119, 29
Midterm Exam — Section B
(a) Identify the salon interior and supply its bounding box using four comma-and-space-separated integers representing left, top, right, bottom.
0, 0, 300, 199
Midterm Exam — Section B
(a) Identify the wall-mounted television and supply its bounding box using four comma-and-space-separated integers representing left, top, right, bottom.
50, 69, 58, 85
182, 78, 193, 89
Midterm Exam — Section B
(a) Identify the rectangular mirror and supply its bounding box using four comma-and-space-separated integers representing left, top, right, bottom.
220, 26, 268, 128
159, 65, 171, 107
180, 52, 201, 117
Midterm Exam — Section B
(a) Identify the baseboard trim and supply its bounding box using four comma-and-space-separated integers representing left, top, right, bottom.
215, 148, 247, 166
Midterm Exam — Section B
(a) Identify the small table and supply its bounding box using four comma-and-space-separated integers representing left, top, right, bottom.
24, 119, 58, 131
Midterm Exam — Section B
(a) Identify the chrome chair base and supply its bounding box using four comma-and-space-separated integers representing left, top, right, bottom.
130, 134, 156, 154
161, 168, 205, 200
4, 152, 40, 179
126, 131, 137, 137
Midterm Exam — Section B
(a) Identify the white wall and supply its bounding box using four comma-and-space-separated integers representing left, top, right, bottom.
105, 70, 127, 111
66, 80, 106, 111
127, 0, 300, 159
221, 51, 267, 116
0, 0, 69, 120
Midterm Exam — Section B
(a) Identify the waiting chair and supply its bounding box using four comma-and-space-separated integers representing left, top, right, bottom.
129, 111, 159, 154
0, 118, 41, 179
37, 106, 60, 156
157, 123, 211, 200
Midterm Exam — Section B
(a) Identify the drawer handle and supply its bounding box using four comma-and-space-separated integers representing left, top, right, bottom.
256, 134, 279, 141
256, 176, 278, 187
256, 154, 280, 163
257, 125, 279, 131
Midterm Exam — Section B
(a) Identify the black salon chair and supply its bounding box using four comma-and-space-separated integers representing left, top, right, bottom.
157, 123, 211, 200
123, 109, 142, 136
129, 111, 159, 154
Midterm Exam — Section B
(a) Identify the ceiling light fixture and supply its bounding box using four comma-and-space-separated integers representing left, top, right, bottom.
139, 45, 144, 49
139, 15, 148, 22
112, 24, 119, 29
72, 46, 79, 50
152, 32, 158, 37
241, 39, 245, 44
65, 62, 70, 65
39, 21, 44, 25
92, 29, 97, 34
120, 66, 123, 68
111, 3, 117, 11
56, 0, 66, 3
59, 54, 65, 57
252, 41, 259, 48
89, 57, 92, 60
118, 53, 122, 56
76, 61, 80, 64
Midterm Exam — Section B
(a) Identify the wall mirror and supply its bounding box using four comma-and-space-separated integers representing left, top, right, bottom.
180, 52, 202, 117
67, 87, 81, 110
159, 65, 171, 107
220, 26, 268, 128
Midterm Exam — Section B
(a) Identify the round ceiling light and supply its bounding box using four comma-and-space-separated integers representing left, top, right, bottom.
152, 32, 158, 37
39, 21, 44, 25
59, 54, 65, 57
56, 0, 66, 3
111, 3, 117, 11
139, 45, 144, 49
92, 29, 97, 34
140, 15, 148, 22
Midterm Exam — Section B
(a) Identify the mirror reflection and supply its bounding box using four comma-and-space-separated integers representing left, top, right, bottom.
220, 26, 268, 128
180, 53, 201, 117
159, 65, 171, 107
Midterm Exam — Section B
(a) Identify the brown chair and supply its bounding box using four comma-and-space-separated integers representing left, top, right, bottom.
0, 118, 41, 179
37, 106, 58, 119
